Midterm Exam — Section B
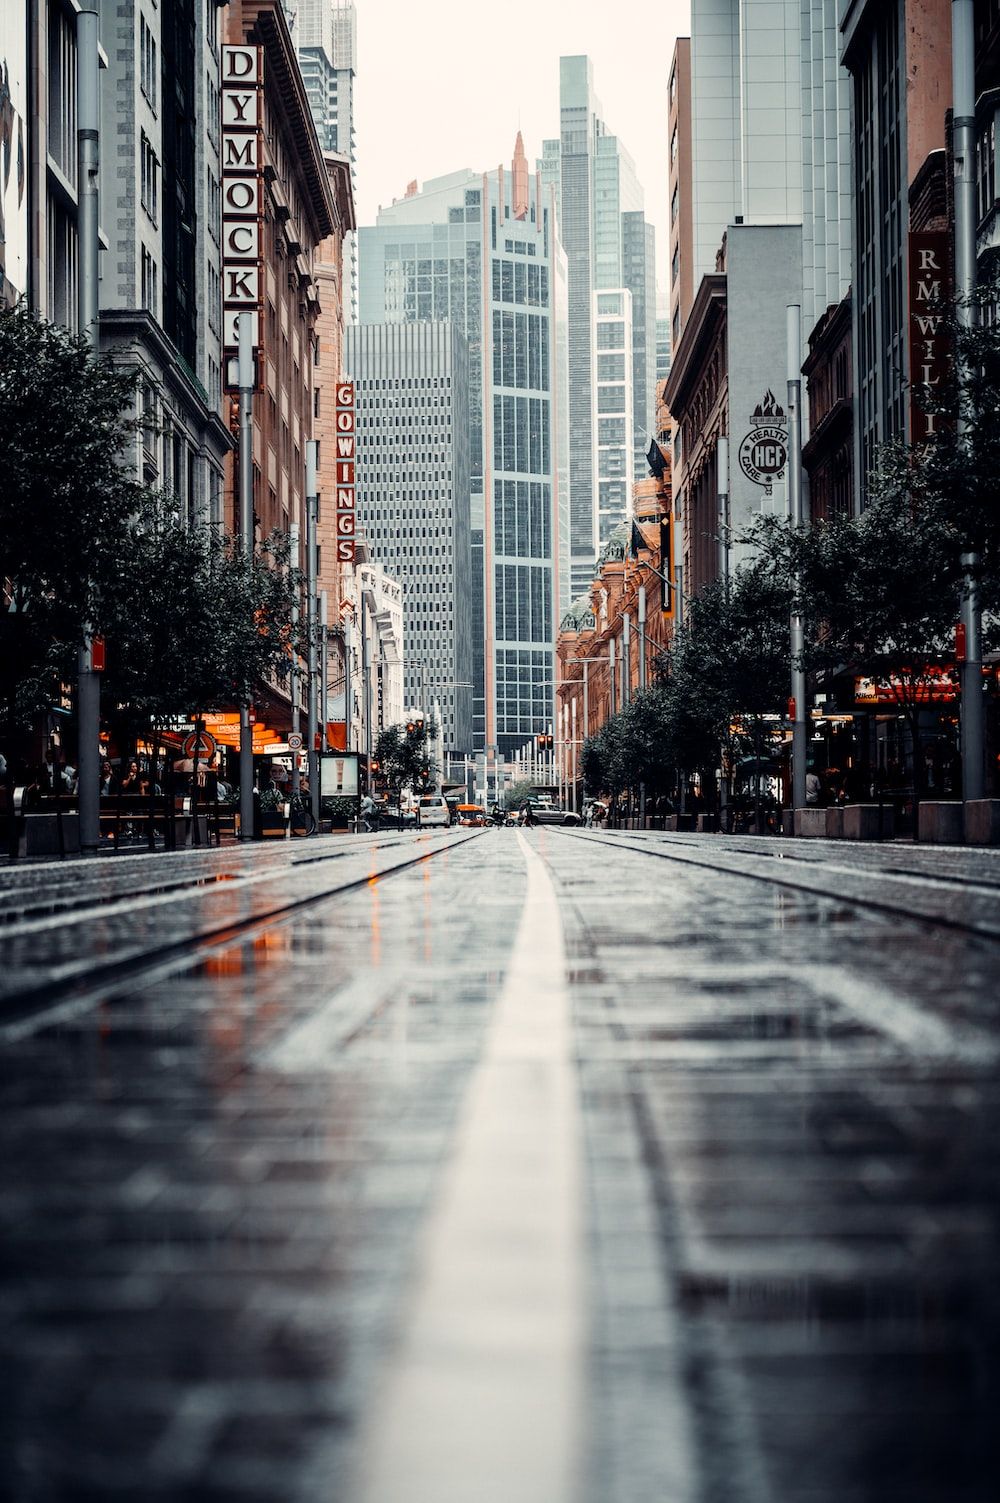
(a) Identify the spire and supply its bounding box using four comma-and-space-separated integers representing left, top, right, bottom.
512, 130, 529, 220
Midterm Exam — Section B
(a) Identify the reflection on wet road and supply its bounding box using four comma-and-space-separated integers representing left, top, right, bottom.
0, 828, 997, 1501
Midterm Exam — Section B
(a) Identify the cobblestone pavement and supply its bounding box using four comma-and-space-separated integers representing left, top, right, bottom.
0, 829, 997, 1501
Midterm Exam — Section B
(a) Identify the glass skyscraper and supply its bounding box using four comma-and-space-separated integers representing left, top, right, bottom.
358, 140, 568, 759
542, 57, 657, 594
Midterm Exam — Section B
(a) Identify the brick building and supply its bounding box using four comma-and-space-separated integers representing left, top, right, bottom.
222, 1, 337, 555
556, 425, 673, 805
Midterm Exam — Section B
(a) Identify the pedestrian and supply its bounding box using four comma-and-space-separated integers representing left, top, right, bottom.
360, 791, 375, 831
584, 802, 594, 828
805, 769, 822, 806
520, 800, 536, 829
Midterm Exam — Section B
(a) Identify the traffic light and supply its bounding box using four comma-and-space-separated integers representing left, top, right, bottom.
537, 733, 553, 750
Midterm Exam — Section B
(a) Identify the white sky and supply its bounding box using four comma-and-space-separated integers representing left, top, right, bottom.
352, 0, 692, 298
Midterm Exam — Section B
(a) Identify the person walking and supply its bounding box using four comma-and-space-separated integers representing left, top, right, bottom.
360, 791, 375, 832
520, 800, 536, 829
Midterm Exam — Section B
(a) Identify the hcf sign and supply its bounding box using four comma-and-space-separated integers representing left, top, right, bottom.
221, 46, 264, 389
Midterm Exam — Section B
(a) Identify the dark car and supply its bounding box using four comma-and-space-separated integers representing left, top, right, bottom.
525, 800, 581, 827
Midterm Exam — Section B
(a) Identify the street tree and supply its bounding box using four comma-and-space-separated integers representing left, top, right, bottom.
373, 719, 439, 809
100, 497, 301, 760
0, 303, 144, 758
503, 777, 536, 812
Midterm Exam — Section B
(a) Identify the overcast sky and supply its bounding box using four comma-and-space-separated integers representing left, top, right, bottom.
352, 0, 692, 298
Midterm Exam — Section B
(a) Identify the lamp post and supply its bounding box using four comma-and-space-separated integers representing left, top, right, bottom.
76, 3, 101, 855
305, 440, 319, 826
238, 312, 256, 841
953, 0, 984, 803
787, 304, 808, 816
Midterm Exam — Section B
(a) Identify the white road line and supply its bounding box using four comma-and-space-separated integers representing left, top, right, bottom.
352, 832, 585, 1503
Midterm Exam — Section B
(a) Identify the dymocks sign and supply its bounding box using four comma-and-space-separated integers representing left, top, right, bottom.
335, 382, 357, 563
221, 45, 264, 391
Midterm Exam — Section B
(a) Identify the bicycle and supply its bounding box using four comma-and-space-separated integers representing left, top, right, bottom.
289, 794, 317, 836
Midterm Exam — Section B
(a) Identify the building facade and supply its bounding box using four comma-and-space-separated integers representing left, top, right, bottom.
543, 56, 657, 595
100, 0, 232, 517
358, 143, 567, 758
839, 0, 952, 496
222, 1, 337, 559
296, 0, 358, 319
345, 320, 474, 755
667, 37, 695, 346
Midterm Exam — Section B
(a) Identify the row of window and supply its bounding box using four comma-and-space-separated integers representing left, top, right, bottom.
494, 563, 553, 645
491, 309, 550, 393
493, 478, 552, 561
492, 393, 551, 477
491, 257, 550, 308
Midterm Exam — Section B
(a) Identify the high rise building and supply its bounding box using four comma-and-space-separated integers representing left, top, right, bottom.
358, 140, 568, 757
839, 0, 952, 498
296, 1, 358, 318
544, 57, 657, 596
110, 0, 232, 513
667, 37, 695, 346
345, 321, 473, 754
689, 1, 852, 336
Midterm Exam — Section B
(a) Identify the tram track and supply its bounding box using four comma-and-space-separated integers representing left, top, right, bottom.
0, 830, 483, 1041
553, 828, 1000, 942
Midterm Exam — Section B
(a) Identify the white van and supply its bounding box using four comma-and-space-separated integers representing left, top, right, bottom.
417, 794, 452, 828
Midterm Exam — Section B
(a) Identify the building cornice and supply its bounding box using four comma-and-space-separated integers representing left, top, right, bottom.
99, 308, 234, 451
240, 1, 338, 242
663, 273, 726, 416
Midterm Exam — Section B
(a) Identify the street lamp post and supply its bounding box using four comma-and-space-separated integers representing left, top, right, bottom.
953, 0, 984, 803
787, 303, 808, 816
305, 440, 320, 826
238, 312, 256, 841
76, 3, 101, 855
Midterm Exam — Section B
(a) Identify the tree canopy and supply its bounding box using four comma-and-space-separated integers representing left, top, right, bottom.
0, 303, 144, 738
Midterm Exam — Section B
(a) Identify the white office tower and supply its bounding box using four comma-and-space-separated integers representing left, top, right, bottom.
345, 322, 474, 756
690, 0, 851, 335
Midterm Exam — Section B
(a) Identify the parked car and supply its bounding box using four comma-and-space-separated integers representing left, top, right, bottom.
417, 794, 452, 828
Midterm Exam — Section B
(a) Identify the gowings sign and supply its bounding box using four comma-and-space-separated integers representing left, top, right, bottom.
738, 390, 788, 495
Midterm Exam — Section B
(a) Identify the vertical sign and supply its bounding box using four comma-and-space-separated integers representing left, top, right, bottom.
0, 13, 28, 305
221, 45, 264, 392
336, 381, 356, 563
908, 230, 952, 443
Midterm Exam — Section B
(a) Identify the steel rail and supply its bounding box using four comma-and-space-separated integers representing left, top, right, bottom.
550, 829, 1000, 943
0, 831, 483, 1040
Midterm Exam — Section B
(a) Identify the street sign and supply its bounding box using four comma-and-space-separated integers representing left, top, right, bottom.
183, 730, 217, 759
287, 732, 303, 751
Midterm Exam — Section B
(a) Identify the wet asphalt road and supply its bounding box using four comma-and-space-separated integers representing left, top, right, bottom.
0, 828, 998, 1502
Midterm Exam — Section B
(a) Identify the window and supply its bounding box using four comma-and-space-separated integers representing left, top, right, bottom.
140, 133, 158, 223
669, 67, 677, 106
596, 293, 622, 315
671, 184, 679, 225
671, 246, 680, 286
671, 127, 678, 164
140, 17, 157, 111
141, 248, 158, 316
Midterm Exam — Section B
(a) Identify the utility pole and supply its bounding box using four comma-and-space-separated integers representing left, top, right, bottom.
305, 440, 320, 825
637, 585, 647, 692
609, 636, 617, 718
320, 590, 329, 761
238, 312, 255, 840
787, 304, 808, 816
953, 0, 984, 802
622, 613, 631, 706
290, 521, 301, 797
76, 3, 101, 855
